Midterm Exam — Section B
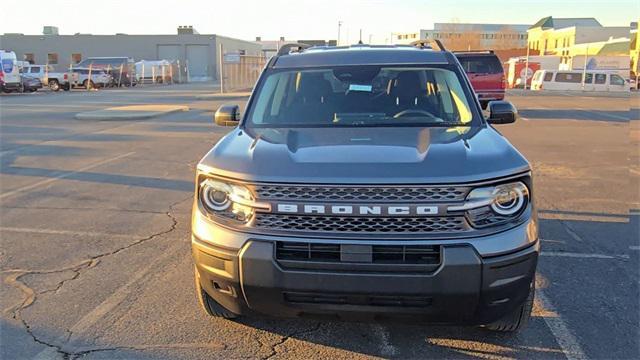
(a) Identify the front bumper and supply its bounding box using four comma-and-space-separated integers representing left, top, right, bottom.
192, 221, 539, 324
476, 91, 505, 102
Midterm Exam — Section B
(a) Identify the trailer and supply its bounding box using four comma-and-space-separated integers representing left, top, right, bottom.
135, 60, 173, 84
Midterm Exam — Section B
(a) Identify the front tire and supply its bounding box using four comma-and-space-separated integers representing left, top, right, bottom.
485, 279, 534, 332
194, 266, 238, 319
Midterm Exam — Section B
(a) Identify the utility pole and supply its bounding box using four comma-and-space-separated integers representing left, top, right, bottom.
359, 29, 363, 44
523, 44, 530, 90
337, 21, 343, 46
581, 45, 588, 91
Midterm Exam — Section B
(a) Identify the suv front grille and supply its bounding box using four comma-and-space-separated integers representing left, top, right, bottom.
253, 185, 469, 202
255, 214, 468, 234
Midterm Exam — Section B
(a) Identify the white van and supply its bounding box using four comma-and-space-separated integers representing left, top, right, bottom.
531, 70, 627, 92
0, 50, 21, 92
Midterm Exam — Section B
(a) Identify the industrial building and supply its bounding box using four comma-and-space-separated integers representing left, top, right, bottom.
0, 26, 262, 81
392, 23, 530, 50
255, 37, 337, 58
526, 17, 630, 63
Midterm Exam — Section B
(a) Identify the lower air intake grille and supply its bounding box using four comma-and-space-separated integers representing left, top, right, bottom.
276, 242, 441, 265
284, 292, 432, 308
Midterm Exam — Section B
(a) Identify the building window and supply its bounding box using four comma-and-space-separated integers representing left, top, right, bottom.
24, 53, 35, 64
72, 53, 82, 64
47, 53, 58, 64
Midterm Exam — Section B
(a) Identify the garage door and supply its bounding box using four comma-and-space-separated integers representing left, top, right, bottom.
158, 45, 181, 62
186, 45, 209, 80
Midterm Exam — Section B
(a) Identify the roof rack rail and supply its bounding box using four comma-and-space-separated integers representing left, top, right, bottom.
452, 50, 495, 54
276, 43, 312, 56
410, 39, 447, 51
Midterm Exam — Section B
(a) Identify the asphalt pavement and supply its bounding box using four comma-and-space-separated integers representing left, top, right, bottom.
0, 85, 638, 359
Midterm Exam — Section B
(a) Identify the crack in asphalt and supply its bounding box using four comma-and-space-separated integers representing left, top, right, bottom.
1, 196, 190, 358
262, 322, 323, 360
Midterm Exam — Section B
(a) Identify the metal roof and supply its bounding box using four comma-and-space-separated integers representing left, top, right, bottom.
272, 45, 450, 68
529, 16, 602, 30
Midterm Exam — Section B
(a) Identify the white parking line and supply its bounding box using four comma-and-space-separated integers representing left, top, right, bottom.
536, 289, 587, 360
0, 151, 135, 200
541, 251, 629, 260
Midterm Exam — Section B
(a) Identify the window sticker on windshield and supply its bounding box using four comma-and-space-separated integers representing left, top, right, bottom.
348, 84, 372, 92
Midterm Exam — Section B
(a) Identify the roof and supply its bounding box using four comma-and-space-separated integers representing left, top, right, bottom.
432, 23, 530, 32
272, 45, 450, 68
597, 41, 631, 55
529, 16, 602, 30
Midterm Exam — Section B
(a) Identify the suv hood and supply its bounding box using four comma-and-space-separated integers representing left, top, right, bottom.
199, 126, 530, 184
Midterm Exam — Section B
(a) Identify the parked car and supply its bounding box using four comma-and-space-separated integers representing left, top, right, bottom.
454, 50, 505, 109
0, 50, 22, 93
20, 74, 42, 92
75, 57, 136, 86
71, 68, 113, 89
192, 44, 537, 333
531, 70, 628, 92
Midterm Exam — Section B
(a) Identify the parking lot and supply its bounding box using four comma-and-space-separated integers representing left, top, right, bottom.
0, 85, 638, 359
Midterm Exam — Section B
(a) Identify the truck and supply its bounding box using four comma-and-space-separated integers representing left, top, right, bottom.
191, 43, 538, 332
19, 64, 76, 91
505, 56, 561, 88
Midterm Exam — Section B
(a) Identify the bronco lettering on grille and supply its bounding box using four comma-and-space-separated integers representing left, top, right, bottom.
273, 203, 442, 216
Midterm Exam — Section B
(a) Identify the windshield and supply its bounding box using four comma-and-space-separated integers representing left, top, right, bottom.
246, 66, 477, 128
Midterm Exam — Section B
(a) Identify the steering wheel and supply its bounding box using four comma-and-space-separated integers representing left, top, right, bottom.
393, 109, 437, 119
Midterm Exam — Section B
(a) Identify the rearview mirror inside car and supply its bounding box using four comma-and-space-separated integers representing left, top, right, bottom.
487, 101, 517, 125
214, 105, 241, 126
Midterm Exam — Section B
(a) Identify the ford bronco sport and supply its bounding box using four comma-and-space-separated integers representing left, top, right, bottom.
192, 42, 538, 332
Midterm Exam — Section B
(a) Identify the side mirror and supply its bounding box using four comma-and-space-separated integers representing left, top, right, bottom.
214, 105, 240, 126
487, 101, 517, 124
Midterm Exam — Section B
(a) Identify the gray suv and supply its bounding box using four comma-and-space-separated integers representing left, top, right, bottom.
192, 43, 538, 332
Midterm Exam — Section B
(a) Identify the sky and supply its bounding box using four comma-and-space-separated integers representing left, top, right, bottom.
1, 0, 637, 43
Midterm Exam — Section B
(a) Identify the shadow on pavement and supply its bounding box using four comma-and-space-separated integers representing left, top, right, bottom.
519, 109, 628, 122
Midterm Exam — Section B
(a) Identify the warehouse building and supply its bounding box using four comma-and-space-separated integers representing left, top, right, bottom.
0, 26, 262, 81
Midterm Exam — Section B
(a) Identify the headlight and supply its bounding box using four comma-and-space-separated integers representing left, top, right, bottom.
454, 181, 529, 228
491, 183, 527, 216
200, 179, 232, 211
198, 177, 270, 224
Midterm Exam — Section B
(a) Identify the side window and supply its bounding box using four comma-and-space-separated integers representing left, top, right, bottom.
31, 66, 41, 73
555, 73, 582, 83
543, 72, 553, 81
610, 74, 624, 86
595, 74, 606, 84
584, 73, 593, 84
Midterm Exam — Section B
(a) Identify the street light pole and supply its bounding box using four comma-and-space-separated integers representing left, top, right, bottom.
337, 21, 343, 46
